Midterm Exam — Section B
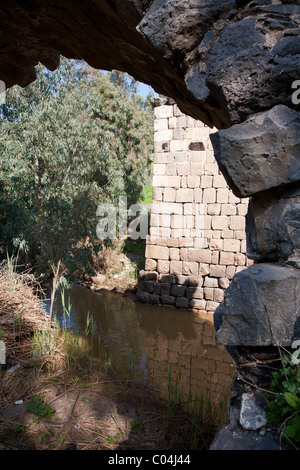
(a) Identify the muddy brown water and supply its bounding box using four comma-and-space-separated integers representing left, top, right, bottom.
45, 285, 236, 409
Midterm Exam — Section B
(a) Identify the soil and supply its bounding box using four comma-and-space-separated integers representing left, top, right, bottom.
0, 362, 200, 451
0, 261, 221, 451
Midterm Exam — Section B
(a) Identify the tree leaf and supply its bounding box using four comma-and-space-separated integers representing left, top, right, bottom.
284, 392, 299, 409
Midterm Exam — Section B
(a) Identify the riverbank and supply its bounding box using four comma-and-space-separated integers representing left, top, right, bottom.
0, 262, 226, 450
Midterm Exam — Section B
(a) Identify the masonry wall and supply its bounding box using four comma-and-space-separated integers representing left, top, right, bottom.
136, 100, 253, 313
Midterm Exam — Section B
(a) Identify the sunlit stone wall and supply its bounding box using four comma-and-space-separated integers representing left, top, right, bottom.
137, 97, 253, 313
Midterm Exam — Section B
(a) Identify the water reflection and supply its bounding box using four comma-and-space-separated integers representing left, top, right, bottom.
45, 285, 236, 405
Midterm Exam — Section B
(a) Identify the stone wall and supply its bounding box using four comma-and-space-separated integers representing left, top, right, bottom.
136, 97, 253, 312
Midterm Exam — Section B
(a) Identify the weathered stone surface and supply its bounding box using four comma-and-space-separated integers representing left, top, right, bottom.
210, 105, 300, 198
239, 393, 267, 431
1, 2, 299, 129
210, 425, 281, 450
214, 263, 300, 347
247, 185, 300, 262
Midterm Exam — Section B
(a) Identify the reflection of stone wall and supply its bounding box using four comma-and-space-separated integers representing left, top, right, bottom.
144, 312, 235, 407
137, 98, 252, 312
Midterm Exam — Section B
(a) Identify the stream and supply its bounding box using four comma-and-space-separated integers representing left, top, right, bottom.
44, 284, 236, 409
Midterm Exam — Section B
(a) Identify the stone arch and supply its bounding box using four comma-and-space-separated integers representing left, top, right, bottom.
1, 0, 300, 449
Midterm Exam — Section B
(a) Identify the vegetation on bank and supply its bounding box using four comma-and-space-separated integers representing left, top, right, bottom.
0, 58, 154, 292
0, 262, 226, 450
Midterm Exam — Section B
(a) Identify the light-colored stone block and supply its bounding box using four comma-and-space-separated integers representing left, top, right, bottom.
153, 175, 181, 188
212, 216, 229, 230
203, 188, 216, 203
157, 259, 170, 274
170, 260, 183, 275
182, 261, 198, 275
210, 265, 226, 278
187, 248, 211, 264
155, 129, 173, 142
163, 187, 176, 202
187, 175, 200, 188
176, 188, 194, 203
154, 105, 174, 119
220, 252, 235, 265
145, 245, 169, 260
223, 239, 241, 252
229, 216, 245, 231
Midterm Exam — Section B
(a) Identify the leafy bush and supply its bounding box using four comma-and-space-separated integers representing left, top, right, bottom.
265, 354, 300, 448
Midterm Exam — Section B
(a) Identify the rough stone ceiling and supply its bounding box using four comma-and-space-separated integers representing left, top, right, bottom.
0, 0, 299, 129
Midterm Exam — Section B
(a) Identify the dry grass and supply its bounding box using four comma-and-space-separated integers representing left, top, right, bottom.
0, 259, 224, 451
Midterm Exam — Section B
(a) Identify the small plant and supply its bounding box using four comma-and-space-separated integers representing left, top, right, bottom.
26, 395, 55, 422
131, 419, 143, 431
81, 395, 91, 404
13, 423, 24, 432
265, 354, 300, 448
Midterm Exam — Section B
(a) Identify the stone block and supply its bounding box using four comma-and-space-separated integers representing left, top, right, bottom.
214, 288, 224, 303
207, 204, 221, 216
220, 252, 235, 266
201, 175, 213, 188
213, 175, 227, 188
204, 277, 218, 288
145, 258, 157, 271
153, 175, 181, 188
203, 188, 216, 203
176, 188, 194, 202
206, 301, 219, 312
154, 105, 174, 119
189, 299, 206, 310
223, 239, 240, 252
188, 275, 203, 287
139, 270, 158, 282
157, 259, 170, 274
161, 295, 176, 305
171, 284, 186, 297
186, 287, 204, 299
216, 188, 229, 204
211, 105, 300, 197
170, 260, 183, 275
154, 118, 168, 131
214, 263, 300, 347
136, 290, 150, 303
204, 287, 214, 300
246, 187, 300, 262
161, 283, 171, 295
145, 245, 169, 260
176, 297, 190, 309
221, 204, 236, 216
187, 175, 200, 188
149, 293, 160, 304
212, 216, 229, 230
169, 247, 180, 260
153, 164, 166, 176
229, 216, 245, 231
182, 261, 198, 275
159, 274, 176, 284
187, 248, 211, 264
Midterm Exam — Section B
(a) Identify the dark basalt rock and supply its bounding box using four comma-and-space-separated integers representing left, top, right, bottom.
214, 263, 300, 347
210, 105, 300, 197
246, 185, 300, 263
0, 1, 299, 129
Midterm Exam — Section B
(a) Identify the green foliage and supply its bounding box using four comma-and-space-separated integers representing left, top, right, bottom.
0, 58, 154, 282
266, 354, 300, 447
140, 186, 153, 204
26, 395, 55, 421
